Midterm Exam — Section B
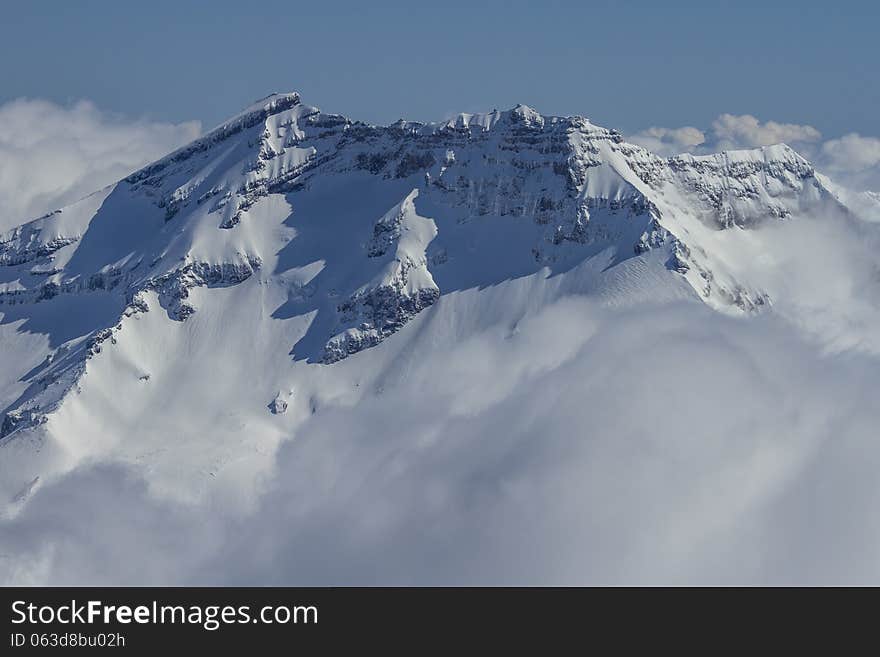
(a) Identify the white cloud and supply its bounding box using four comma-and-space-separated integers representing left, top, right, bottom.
822, 133, 880, 171
711, 113, 822, 149
0, 98, 200, 232
629, 126, 706, 156
819, 133, 880, 191
628, 114, 823, 156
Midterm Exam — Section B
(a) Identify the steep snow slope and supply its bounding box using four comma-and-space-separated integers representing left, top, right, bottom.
0, 92, 870, 520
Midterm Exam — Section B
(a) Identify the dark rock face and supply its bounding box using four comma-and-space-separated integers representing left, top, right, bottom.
324, 286, 439, 363
1, 409, 32, 439
269, 393, 288, 415
150, 258, 262, 321
0, 233, 78, 267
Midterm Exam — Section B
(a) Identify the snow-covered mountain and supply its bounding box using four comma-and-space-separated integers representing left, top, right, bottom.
0, 91, 856, 494
1, 93, 879, 584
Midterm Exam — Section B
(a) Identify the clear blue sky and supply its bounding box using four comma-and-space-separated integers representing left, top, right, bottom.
1, 0, 877, 136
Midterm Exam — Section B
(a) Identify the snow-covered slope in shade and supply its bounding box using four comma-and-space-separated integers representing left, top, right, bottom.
0, 91, 875, 523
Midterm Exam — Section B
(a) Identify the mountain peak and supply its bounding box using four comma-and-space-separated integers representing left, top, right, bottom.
230, 91, 302, 117
509, 103, 544, 127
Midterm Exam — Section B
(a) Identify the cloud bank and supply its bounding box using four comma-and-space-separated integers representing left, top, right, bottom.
711, 113, 822, 150
624, 126, 707, 155
2, 290, 880, 585
0, 98, 200, 232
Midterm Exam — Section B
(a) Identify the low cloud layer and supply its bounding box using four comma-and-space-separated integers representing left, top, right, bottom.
0, 98, 200, 232
2, 291, 880, 585
630, 114, 880, 193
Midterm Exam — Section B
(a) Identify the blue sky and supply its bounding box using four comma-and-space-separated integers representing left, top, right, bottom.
1, 0, 878, 136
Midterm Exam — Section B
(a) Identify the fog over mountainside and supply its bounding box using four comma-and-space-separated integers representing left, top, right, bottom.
1, 93, 879, 585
